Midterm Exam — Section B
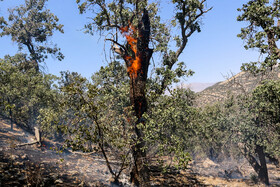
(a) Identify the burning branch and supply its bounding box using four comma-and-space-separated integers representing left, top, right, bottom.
119, 24, 142, 79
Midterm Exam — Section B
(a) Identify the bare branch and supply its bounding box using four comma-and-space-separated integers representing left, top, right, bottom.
105, 38, 128, 56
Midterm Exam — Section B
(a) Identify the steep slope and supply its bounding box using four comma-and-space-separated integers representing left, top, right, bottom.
196, 67, 280, 106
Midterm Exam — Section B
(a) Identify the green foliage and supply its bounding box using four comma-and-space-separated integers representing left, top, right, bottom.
200, 80, 280, 159
237, 0, 280, 72
41, 62, 200, 179
250, 80, 280, 156
38, 62, 136, 179
0, 0, 211, 183
0, 54, 59, 129
0, 0, 64, 70
71, 2, 211, 182
76, 0, 210, 93
143, 88, 197, 169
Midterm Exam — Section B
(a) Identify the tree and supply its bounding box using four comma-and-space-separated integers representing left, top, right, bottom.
201, 81, 280, 185
251, 80, 280, 164
76, 0, 211, 184
47, 62, 200, 185
0, 0, 64, 71
142, 88, 198, 169
0, 54, 58, 130
237, 0, 280, 73
236, 81, 280, 185
40, 63, 137, 183
236, 2, 280, 183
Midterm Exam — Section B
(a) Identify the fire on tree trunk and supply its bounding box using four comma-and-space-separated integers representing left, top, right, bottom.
120, 9, 153, 186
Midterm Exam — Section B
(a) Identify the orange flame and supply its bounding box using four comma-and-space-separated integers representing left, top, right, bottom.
120, 25, 141, 78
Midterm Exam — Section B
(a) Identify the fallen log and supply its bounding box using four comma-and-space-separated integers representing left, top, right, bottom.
16, 127, 41, 147
16, 141, 39, 147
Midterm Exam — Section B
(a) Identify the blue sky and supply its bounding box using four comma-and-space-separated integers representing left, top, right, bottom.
0, 0, 259, 83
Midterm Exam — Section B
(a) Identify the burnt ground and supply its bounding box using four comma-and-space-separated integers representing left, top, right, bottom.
0, 119, 280, 187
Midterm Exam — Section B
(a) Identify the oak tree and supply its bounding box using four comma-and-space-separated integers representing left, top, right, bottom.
0, 0, 64, 71
237, 0, 280, 73
76, 0, 211, 185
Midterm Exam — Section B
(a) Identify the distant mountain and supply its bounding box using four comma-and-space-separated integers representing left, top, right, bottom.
196, 67, 280, 107
180, 82, 216, 93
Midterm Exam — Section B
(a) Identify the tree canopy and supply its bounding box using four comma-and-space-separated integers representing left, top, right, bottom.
238, 0, 280, 73
0, 0, 64, 71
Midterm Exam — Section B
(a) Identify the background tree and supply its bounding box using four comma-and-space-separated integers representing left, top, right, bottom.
0, 0, 64, 71
200, 81, 280, 185
142, 88, 198, 170
235, 1, 280, 184
234, 81, 280, 185
237, 0, 280, 73
0, 54, 58, 131
76, 0, 211, 184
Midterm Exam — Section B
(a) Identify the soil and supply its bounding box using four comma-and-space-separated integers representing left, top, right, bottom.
0, 119, 279, 186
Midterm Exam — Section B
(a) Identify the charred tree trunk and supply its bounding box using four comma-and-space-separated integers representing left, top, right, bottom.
10, 109, 13, 131
7, 98, 13, 131
125, 9, 153, 186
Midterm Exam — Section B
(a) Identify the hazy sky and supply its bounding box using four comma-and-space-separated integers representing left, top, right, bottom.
0, 0, 260, 83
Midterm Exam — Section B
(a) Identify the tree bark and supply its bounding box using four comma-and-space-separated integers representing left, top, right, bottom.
264, 27, 280, 60
255, 145, 269, 185
127, 9, 153, 186
10, 109, 13, 131
242, 145, 269, 185
7, 98, 13, 131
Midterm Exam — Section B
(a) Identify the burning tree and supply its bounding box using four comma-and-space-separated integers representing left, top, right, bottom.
75, 0, 211, 185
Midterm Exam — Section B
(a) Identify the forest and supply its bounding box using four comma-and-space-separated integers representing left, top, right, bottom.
0, 0, 280, 186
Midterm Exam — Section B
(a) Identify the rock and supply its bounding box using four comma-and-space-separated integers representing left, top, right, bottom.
18, 175, 26, 182
21, 154, 28, 160
69, 170, 79, 176
224, 167, 243, 179
14, 161, 21, 166
50, 173, 58, 180
55, 179, 63, 184
109, 177, 122, 187
202, 158, 219, 168
42, 177, 54, 186
78, 181, 85, 186
10, 155, 19, 160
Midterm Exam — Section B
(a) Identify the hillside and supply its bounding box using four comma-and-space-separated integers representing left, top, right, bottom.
196, 67, 280, 106
2, 119, 279, 186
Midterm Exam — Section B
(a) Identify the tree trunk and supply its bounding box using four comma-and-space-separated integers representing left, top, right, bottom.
126, 9, 153, 186
242, 145, 269, 185
10, 112, 13, 131
7, 98, 13, 131
255, 145, 269, 185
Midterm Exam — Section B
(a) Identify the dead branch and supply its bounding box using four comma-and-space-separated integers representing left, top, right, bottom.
16, 141, 39, 147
